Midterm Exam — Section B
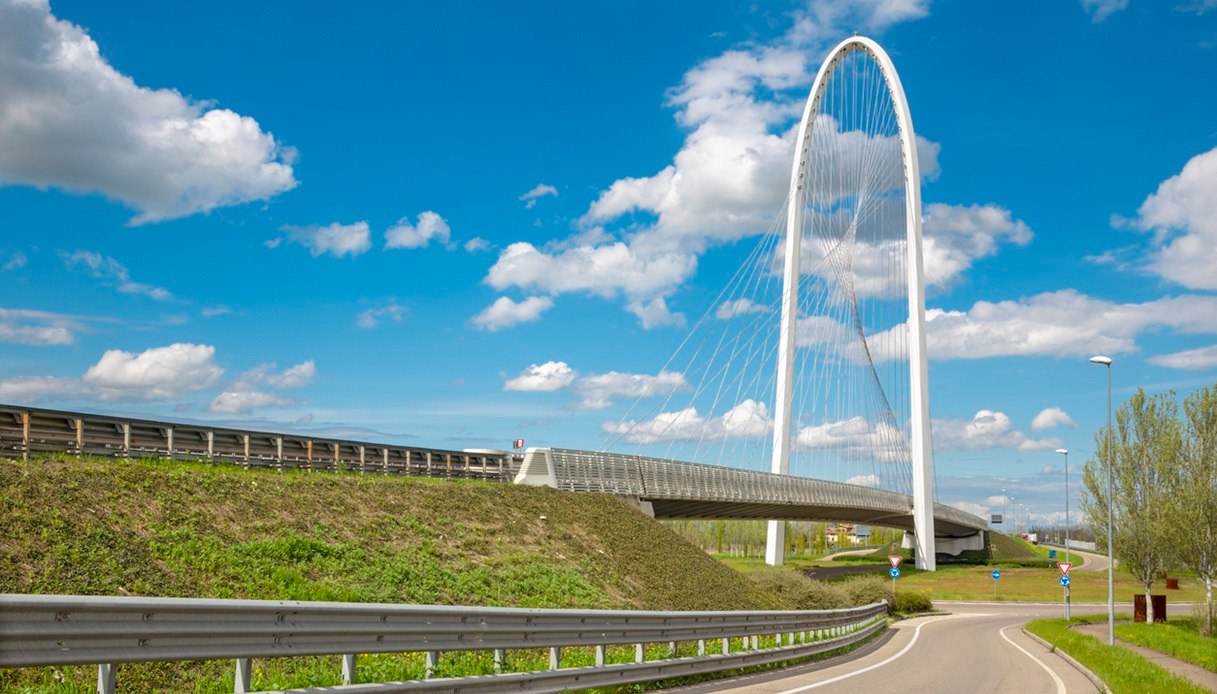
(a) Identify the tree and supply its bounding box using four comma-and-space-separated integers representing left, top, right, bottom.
1082, 388, 1182, 623
1175, 386, 1217, 635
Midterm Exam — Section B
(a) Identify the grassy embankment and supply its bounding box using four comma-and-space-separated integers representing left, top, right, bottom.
1116, 618, 1217, 673
2, 455, 794, 692
1026, 618, 1208, 693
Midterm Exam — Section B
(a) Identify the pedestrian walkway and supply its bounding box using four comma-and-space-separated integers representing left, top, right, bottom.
1072, 622, 1217, 692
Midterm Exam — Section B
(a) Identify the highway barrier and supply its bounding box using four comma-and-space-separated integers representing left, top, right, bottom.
0, 594, 888, 693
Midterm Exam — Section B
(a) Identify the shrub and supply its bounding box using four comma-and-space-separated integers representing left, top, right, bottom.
840, 575, 894, 611
749, 569, 850, 610
893, 591, 933, 614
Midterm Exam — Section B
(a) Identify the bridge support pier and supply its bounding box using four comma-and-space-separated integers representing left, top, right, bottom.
765, 520, 786, 566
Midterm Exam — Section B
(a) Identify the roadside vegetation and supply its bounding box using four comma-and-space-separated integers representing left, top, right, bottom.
1116, 618, 1217, 673
1026, 618, 1207, 693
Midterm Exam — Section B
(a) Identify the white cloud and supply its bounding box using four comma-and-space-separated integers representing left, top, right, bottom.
464, 237, 491, 253
0, 375, 80, 401
0, 307, 77, 345
61, 250, 172, 301
919, 290, 1217, 360
796, 417, 906, 460
1135, 146, 1217, 290
486, 241, 698, 302
845, 473, 881, 488
519, 183, 558, 208
0, 1, 296, 223
1148, 344, 1217, 370
208, 390, 294, 414
356, 301, 405, 329
385, 211, 452, 250
472, 296, 554, 331
603, 398, 773, 443
82, 343, 223, 399
504, 360, 576, 392
572, 370, 688, 410
281, 222, 371, 258
626, 297, 685, 329
1031, 407, 1078, 431
262, 360, 316, 388
1082, 0, 1128, 22
933, 410, 1064, 452
3, 251, 27, 271
201, 306, 232, 317
952, 500, 990, 518
716, 298, 769, 319
986, 495, 1009, 507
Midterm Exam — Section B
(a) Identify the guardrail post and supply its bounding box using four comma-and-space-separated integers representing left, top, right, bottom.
306, 440, 313, 471
382, 448, 389, 473
122, 423, 130, 457
750, 635, 758, 650
722, 637, 729, 654
494, 648, 506, 672
697, 639, 705, 655
276, 437, 283, 470
234, 658, 251, 693
358, 445, 366, 473
424, 651, 438, 679
668, 641, 676, 657
594, 645, 605, 666
341, 653, 356, 684
333, 442, 341, 471
243, 434, 251, 467
166, 427, 174, 458
635, 643, 644, 663
549, 646, 560, 670
207, 431, 214, 459
74, 418, 83, 456
97, 663, 116, 694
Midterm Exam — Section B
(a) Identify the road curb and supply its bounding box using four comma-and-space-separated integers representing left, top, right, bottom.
1021, 627, 1111, 693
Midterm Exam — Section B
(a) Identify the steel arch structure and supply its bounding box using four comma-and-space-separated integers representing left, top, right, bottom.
767, 36, 936, 569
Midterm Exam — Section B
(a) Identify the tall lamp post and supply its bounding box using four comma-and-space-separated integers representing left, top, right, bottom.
1056, 447, 1071, 619
1090, 355, 1115, 646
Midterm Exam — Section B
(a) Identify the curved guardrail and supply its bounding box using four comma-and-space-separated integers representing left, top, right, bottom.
0, 594, 887, 693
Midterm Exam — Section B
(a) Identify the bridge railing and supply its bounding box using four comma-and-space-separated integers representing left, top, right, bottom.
0, 404, 515, 482
0, 594, 888, 693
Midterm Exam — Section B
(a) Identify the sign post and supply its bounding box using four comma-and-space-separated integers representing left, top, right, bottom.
991, 569, 1001, 598
888, 555, 902, 597
1058, 562, 1073, 619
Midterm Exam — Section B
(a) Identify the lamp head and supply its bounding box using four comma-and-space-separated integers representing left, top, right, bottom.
1055, 448, 1068, 455
1089, 355, 1113, 365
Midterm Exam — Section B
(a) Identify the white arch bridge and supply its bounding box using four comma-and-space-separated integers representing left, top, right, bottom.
516, 448, 987, 556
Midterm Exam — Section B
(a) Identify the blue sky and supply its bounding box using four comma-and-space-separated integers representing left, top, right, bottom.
2, 0, 1216, 528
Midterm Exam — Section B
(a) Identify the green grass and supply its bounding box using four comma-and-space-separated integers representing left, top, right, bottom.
0, 455, 782, 691
1026, 618, 1207, 693
1116, 619, 1217, 673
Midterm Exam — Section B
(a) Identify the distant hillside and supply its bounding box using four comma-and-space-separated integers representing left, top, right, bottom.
1, 456, 777, 611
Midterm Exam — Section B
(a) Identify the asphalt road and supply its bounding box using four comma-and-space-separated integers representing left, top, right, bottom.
671, 602, 1109, 694
1041, 545, 1112, 573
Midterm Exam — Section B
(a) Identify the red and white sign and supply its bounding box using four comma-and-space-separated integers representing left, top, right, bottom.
1058, 562, 1072, 576
513, 438, 525, 449
888, 555, 903, 569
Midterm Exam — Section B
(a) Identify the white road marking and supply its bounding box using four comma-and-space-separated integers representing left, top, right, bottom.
998, 623, 1066, 694
774, 614, 988, 693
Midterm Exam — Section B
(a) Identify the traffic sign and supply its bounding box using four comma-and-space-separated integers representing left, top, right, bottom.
888, 555, 903, 569
1060, 576, 1071, 587
889, 567, 901, 578
1058, 562, 1072, 576
991, 570, 1002, 580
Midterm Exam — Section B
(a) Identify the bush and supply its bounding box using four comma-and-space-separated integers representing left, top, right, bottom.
840, 575, 894, 611
749, 569, 849, 610
893, 591, 933, 614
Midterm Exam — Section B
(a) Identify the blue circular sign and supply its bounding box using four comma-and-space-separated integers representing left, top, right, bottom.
991, 570, 1002, 580
1060, 576, 1070, 587
889, 567, 900, 578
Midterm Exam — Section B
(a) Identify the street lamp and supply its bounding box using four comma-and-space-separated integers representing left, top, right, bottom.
1056, 447, 1071, 619
1090, 354, 1115, 646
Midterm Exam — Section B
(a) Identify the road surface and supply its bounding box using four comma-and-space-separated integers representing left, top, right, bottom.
1042, 544, 1112, 573
671, 602, 1108, 694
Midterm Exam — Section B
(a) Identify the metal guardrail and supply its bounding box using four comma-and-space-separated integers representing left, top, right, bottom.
0, 594, 888, 693
0, 404, 515, 482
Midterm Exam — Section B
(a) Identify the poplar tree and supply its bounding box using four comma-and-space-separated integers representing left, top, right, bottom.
1176, 386, 1217, 635
1082, 388, 1182, 623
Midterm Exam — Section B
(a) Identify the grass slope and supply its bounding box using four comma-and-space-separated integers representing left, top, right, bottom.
1026, 618, 1207, 693
1, 456, 777, 610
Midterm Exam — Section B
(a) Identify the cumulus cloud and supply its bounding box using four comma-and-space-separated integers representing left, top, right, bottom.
0, 1, 296, 223
1135, 146, 1217, 290
472, 296, 554, 331
1031, 407, 1078, 431
845, 473, 881, 488
280, 222, 371, 258
1148, 344, 1217, 370
716, 298, 770, 319
385, 211, 452, 250
245, 360, 316, 389
61, 250, 172, 301
3, 251, 27, 271
206, 359, 313, 413
486, 241, 698, 302
82, 343, 223, 399
356, 301, 405, 329
933, 410, 1064, 452
464, 237, 491, 253
503, 361, 576, 392
519, 183, 558, 208
603, 399, 773, 443
0, 307, 78, 345
572, 370, 689, 410
796, 417, 906, 455
208, 390, 294, 414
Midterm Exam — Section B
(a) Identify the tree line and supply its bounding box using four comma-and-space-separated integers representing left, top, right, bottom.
664, 519, 902, 557
1081, 384, 1217, 634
